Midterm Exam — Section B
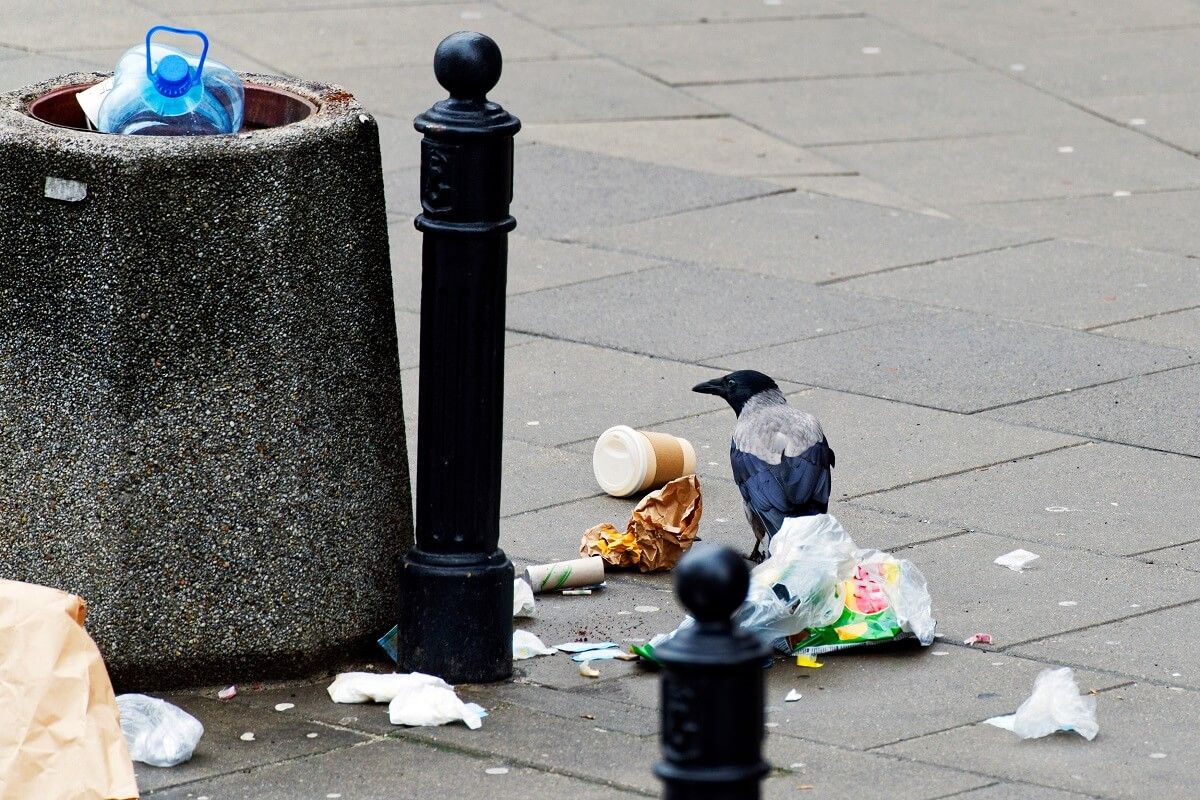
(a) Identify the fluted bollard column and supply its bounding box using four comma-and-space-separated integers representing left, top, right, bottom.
396, 31, 519, 683
655, 548, 771, 799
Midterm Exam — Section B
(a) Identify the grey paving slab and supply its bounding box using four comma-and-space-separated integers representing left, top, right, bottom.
815, 127, 1200, 206
710, 308, 1193, 413
1096, 307, 1200, 352
1138, 540, 1200, 572
768, 174, 947, 216
690, 70, 1100, 147
149, 735, 639, 799
881, 683, 1198, 800
573, 647, 1123, 750
960, 189, 1200, 257
523, 118, 847, 178
0, 1, 164, 51
0, 51, 104, 92
402, 339, 727, 447
512, 144, 782, 238
392, 306, 531, 368
215, 678, 400, 738
400, 703, 660, 794
890, 531, 1200, 648
572, 191, 1032, 284
969, 27, 1200, 99
145, 0, 463, 11
984, 366, 1200, 458
1077, 92, 1200, 155
507, 263, 909, 361
499, 439, 599, 517
41, 41, 278, 75
132, 694, 369, 792
175, 4, 588, 74
1010, 602, 1200, 691
487, 683, 658, 736
334, 57, 715, 126
945, 785, 1099, 800
854, 442, 1200, 557
388, 223, 672, 312
853, 0, 1200, 46
830, 502, 968, 550
498, 0, 847, 29
840, 239, 1200, 329
572, 16, 971, 85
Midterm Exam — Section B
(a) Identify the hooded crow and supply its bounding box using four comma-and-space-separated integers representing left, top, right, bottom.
693, 370, 835, 561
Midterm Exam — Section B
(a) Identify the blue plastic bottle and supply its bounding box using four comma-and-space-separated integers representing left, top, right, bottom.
98, 26, 244, 135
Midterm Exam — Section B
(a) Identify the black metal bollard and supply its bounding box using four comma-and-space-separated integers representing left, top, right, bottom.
655, 547, 771, 799
396, 31, 520, 684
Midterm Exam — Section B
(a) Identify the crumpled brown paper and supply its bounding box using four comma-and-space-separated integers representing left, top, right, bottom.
580, 474, 702, 572
0, 580, 139, 800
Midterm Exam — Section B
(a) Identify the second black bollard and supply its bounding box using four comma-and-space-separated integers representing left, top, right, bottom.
396, 31, 520, 684
655, 547, 771, 799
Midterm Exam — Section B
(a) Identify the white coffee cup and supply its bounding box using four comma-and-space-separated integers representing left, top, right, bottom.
592, 425, 697, 497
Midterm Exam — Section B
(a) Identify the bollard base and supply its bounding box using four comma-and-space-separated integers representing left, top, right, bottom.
396, 548, 514, 684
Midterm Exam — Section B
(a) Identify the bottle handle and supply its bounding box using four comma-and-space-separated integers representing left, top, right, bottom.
144, 25, 210, 81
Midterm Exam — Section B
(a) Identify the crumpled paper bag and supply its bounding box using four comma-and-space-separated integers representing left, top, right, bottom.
580, 474, 702, 572
0, 580, 139, 800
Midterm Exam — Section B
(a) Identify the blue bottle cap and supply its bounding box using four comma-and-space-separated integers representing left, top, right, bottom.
153, 54, 194, 98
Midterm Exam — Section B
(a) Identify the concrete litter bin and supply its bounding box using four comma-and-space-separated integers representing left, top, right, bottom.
0, 72, 412, 689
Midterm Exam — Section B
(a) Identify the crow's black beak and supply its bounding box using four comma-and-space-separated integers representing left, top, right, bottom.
692, 378, 724, 397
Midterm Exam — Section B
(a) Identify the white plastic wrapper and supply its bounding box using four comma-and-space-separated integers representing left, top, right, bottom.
652, 514, 935, 654
512, 629, 556, 659
116, 694, 204, 767
327, 671, 451, 704
513, 578, 536, 618
388, 684, 485, 729
985, 667, 1098, 740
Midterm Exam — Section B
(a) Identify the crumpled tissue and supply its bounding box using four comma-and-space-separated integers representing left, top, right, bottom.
984, 667, 1098, 740
513, 629, 556, 659
327, 671, 484, 729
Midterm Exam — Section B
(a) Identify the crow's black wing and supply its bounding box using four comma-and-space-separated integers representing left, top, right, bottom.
730, 438, 835, 539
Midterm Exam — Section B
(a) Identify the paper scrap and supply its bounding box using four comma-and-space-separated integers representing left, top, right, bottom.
274, 703, 295, 712
555, 641, 618, 653
240, 732, 256, 741
578, 662, 601, 678
785, 690, 802, 702
964, 633, 994, 646
994, 549, 1040, 571
513, 630, 556, 660
513, 578, 536, 617
218, 685, 238, 700
75, 76, 114, 127
570, 648, 627, 662
580, 475, 702, 572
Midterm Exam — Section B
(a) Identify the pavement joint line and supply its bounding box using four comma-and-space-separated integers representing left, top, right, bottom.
504, 262, 674, 300
527, 111, 733, 124
843, 441, 1091, 502
1001, 649, 1200, 696
815, 237, 1054, 286
966, 184, 1200, 207
704, 319, 892, 361
500, 490, 609, 521
672, 67, 975, 89
1085, 303, 1200, 332
966, 360, 1198, 416
806, 130, 1008, 149
926, 783, 1002, 800
531, 12, 869, 33
167, 0, 479, 16
1127, 536, 1200, 558
998, 597, 1200, 653
757, 170, 861, 178
140, 738, 372, 794
968, 416, 1200, 464
389, 728, 657, 797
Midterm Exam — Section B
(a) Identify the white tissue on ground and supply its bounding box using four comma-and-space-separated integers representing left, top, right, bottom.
513, 629, 557, 659
326, 671, 484, 729
513, 578, 536, 618
116, 694, 204, 767
984, 667, 1098, 740
327, 671, 451, 704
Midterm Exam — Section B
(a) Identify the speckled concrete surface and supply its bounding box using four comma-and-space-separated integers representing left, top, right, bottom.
0, 72, 411, 689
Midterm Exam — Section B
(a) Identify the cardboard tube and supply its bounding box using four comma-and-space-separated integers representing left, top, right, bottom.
524, 556, 605, 593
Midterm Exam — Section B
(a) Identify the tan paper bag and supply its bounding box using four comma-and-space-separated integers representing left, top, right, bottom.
0, 580, 139, 800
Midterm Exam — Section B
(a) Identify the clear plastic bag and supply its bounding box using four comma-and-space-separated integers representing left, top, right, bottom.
985, 667, 1099, 740
116, 694, 204, 767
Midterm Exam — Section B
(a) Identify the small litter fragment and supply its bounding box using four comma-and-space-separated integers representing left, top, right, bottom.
327, 794, 342, 799
485, 767, 509, 775
556, 641, 618, 653
571, 648, 635, 662
634, 606, 660, 613
984, 667, 1098, 740
1057, 146, 1074, 154
1009, 62, 1026, 71
1113, 190, 1132, 197
617, 610, 631, 615
931, 650, 949, 656
328, 671, 451, 704
1059, 601, 1078, 607
513, 578, 536, 618
526, 420, 539, 426
377, 624, 399, 663
513, 630, 557, 660
765, 722, 779, 728
274, 703, 295, 712
562, 588, 592, 596
995, 549, 1040, 571
785, 689, 802, 702
963, 633, 994, 646
306, 732, 319, 739
579, 662, 601, 678
581, 714, 595, 720
1150, 752, 1167, 759
240, 732, 256, 742
217, 685, 237, 700
795, 654, 823, 669
1129, 118, 1147, 126
861, 46, 881, 54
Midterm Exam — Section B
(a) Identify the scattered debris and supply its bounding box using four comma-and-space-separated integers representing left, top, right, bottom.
994, 549, 1040, 572
562, 588, 593, 596
306, 732, 319, 739
984, 667, 1098, 740
485, 767, 510, 775
117, 694, 205, 767
581, 475, 702, 572
634, 605, 660, 613
581, 714, 595, 720
217, 685, 237, 700
239, 732, 256, 742
513, 630, 556, 660
274, 703, 295, 712
513, 578, 536, 617
555, 641, 618, 653
785, 690, 802, 702
963, 633, 994, 646
571, 648, 636, 662
578, 662, 601, 678
1059, 600, 1079, 607
525, 556, 605, 594
795, 654, 823, 669
377, 624, 399, 663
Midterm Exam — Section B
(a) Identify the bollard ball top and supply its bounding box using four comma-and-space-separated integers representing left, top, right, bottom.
434, 31, 503, 100
674, 546, 750, 625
